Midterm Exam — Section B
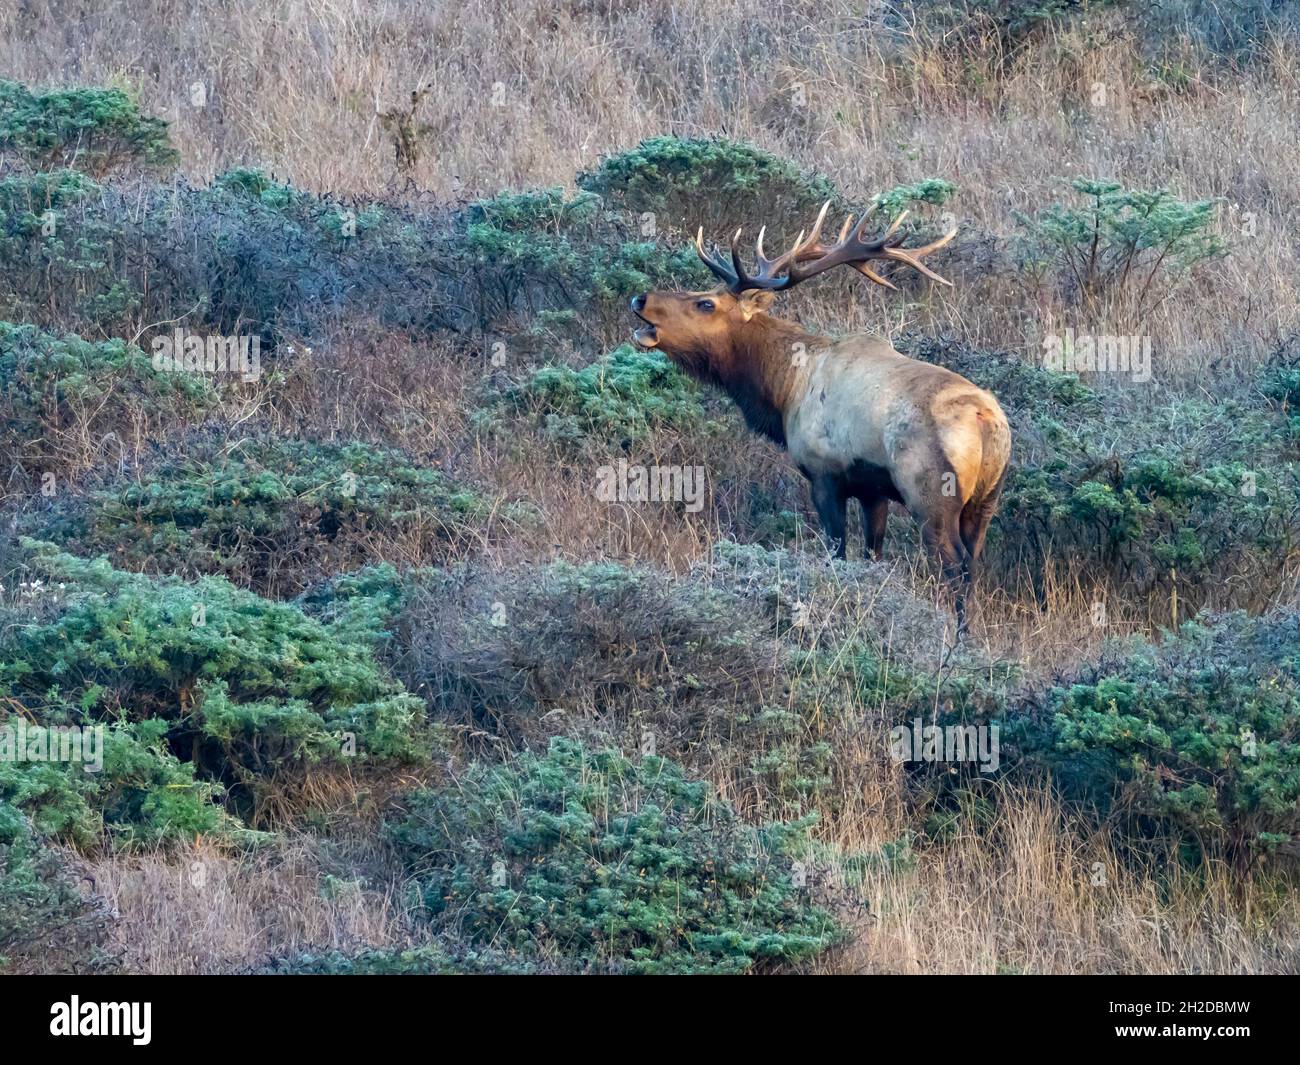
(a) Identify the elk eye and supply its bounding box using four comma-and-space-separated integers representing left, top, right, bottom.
696, 299, 715, 312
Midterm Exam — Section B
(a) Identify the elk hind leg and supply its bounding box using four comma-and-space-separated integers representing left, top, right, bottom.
959, 474, 1006, 593
923, 506, 972, 635
957, 501, 987, 591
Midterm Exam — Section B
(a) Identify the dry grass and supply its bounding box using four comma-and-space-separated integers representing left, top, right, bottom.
7, 0, 1299, 973
86, 835, 414, 975
5, 0, 1296, 376
822, 784, 1300, 975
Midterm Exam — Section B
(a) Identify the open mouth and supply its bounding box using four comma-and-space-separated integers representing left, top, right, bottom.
631, 310, 658, 348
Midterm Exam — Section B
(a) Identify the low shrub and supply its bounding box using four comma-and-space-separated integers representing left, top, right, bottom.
0, 543, 428, 835
393, 559, 778, 748
0, 79, 177, 174
1015, 178, 1224, 320
577, 136, 843, 236
0, 322, 215, 495
0, 809, 118, 973
476, 343, 711, 447
44, 435, 506, 596
388, 737, 841, 973
462, 185, 706, 338
1007, 609, 1300, 872
0, 167, 459, 339
0, 716, 236, 847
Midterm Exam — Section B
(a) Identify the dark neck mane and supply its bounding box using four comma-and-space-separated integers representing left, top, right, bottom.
691, 316, 815, 448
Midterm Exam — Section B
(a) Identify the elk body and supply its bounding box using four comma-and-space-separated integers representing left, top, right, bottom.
629, 203, 1011, 630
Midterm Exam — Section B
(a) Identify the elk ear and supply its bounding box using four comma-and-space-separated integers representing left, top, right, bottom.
738, 289, 776, 321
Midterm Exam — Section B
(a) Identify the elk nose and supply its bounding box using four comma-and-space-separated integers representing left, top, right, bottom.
630, 293, 646, 313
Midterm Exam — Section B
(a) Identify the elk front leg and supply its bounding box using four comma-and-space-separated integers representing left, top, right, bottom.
810, 475, 848, 559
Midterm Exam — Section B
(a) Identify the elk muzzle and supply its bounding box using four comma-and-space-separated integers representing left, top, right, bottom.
629, 293, 658, 348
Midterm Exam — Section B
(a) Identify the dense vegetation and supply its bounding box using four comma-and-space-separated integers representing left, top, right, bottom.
388, 738, 839, 973
3, 0, 1299, 974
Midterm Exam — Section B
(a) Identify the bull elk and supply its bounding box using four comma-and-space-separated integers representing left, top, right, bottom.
629, 202, 1011, 631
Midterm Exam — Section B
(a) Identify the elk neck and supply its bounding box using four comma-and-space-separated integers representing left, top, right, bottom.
699, 314, 818, 447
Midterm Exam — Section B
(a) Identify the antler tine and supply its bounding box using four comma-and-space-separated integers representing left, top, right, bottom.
754, 223, 809, 278
798, 200, 832, 254
881, 225, 958, 286
728, 227, 755, 289
909, 227, 959, 257
789, 229, 806, 261
848, 262, 899, 290
873, 209, 908, 244
696, 225, 741, 289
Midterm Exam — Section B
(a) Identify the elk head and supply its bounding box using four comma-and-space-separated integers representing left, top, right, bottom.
630, 201, 957, 375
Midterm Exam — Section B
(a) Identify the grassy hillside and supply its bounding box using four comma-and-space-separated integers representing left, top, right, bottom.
2, 0, 1299, 974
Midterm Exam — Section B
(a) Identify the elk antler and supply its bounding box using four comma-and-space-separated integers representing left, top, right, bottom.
695, 200, 958, 294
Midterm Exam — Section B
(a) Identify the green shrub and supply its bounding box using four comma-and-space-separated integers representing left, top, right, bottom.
0, 169, 102, 253
0, 322, 215, 495
1262, 364, 1300, 408
0, 170, 145, 329
0, 810, 117, 973
0, 715, 236, 847
46, 435, 505, 596
1007, 610, 1300, 872
1259, 339, 1300, 438
871, 178, 958, 218
468, 185, 601, 232
0, 79, 177, 174
388, 737, 840, 973
0, 544, 428, 836
1006, 399, 1296, 594
462, 186, 708, 335
212, 166, 304, 211
576, 140, 956, 269
295, 562, 418, 638
1016, 178, 1224, 318
478, 343, 710, 447
578, 136, 842, 235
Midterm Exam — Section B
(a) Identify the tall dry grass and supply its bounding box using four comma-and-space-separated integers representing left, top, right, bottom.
4, 0, 1296, 375
822, 783, 1300, 974
86, 835, 413, 974
6, 0, 1299, 973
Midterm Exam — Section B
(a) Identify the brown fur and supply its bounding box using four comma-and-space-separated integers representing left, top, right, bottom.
631, 286, 1012, 631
